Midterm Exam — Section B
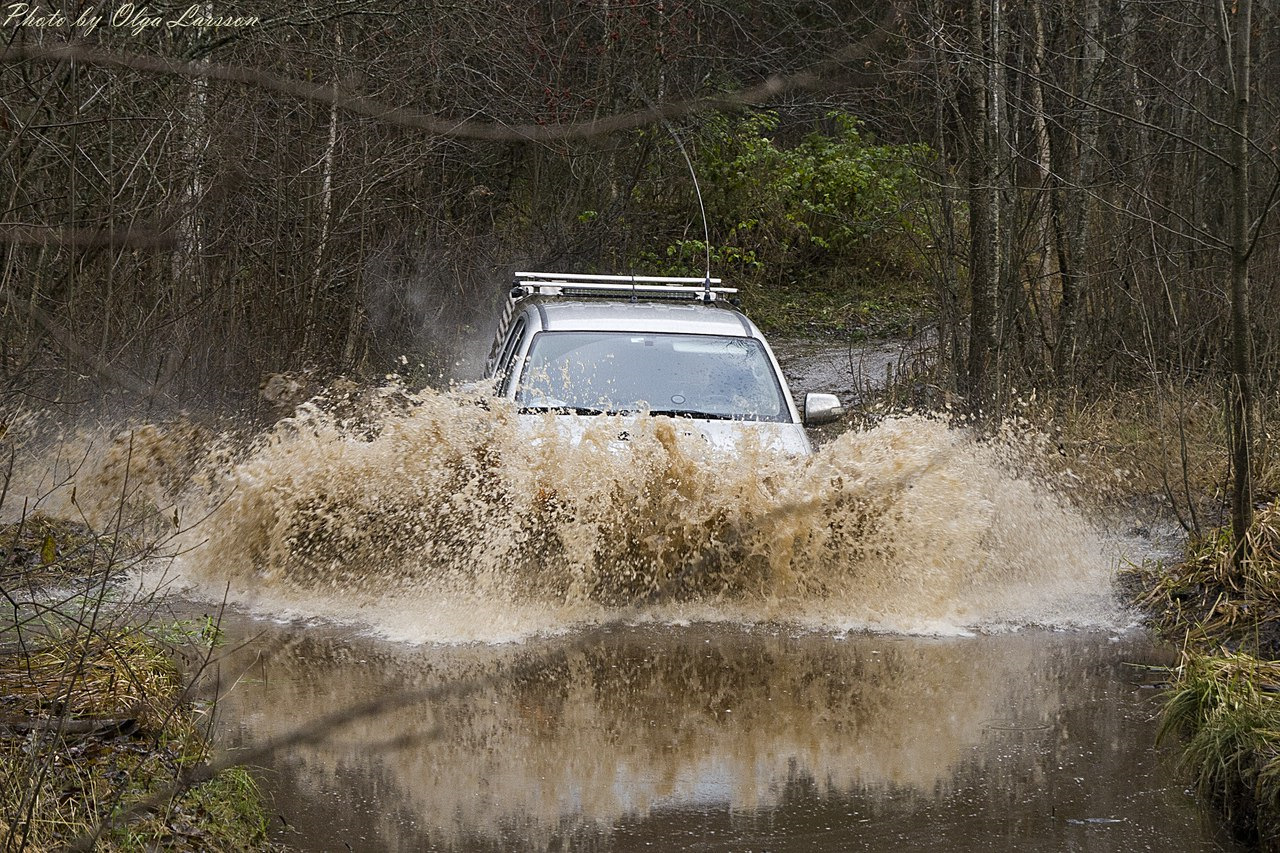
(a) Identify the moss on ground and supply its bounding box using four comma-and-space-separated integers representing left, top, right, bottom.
739, 274, 929, 340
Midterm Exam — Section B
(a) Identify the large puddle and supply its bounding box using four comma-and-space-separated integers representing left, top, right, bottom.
3, 349, 1227, 848
207, 619, 1234, 851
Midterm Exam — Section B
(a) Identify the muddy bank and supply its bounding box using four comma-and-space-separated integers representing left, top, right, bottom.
0, 515, 274, 851
1132, 500, 1280, 849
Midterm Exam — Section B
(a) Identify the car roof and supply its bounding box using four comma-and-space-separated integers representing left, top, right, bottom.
525, 299, 758, 337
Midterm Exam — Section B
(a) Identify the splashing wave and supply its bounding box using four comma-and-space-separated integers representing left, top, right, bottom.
117, 385, 1116, 641
20, 384, 1121, 641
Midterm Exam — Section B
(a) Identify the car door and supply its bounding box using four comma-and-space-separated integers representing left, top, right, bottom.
493, 315, 528, 395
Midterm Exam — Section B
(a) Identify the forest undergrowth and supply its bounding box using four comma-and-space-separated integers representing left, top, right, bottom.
1139, 503, 1280, 850
1046, 386, 1280, 849
0, 503, 274, 851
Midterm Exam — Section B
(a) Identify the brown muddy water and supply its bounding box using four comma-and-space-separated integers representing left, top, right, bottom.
205, 619, 1234, 852
2, 362, 1233, 850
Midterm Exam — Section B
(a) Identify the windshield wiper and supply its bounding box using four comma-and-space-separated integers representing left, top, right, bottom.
520, 405, 736, 420
649, 409, 734, 421
519, 405, 622, 416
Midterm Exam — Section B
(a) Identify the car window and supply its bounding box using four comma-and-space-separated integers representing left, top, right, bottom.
514, 331, 790, 422
494, 316, 527, 386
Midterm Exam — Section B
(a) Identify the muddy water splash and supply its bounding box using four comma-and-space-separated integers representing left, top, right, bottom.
69, 381, 1113, 642
17, 383, 1119, 640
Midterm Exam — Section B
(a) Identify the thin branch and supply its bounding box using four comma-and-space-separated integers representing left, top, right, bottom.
0, 223, 175, 248
1, 17, 897, 143
0, 289, 165, 397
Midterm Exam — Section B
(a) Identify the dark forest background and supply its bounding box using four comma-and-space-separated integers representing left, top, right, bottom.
2, 0, 1277, 429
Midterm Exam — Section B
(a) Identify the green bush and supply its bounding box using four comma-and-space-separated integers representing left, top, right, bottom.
623, 111, 933, 335
696, 111, 929, 273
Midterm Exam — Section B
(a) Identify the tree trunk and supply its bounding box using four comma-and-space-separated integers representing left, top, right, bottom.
964, 0, 998, 410
1226, 0, 1255, 567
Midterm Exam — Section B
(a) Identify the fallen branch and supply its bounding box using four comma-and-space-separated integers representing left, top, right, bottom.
0, 715, 138, 738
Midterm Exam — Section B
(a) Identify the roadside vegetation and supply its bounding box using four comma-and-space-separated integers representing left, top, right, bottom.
0, 511, 273, 851
624, 110, 933, 339
1129, 502, 1280, 848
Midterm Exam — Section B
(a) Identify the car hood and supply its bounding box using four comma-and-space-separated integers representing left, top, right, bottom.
516, 412, 812, 456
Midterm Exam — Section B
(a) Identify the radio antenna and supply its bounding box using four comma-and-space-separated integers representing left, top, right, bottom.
653, 110, 713, 298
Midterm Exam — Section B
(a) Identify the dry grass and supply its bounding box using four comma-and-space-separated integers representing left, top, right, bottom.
1046, 386, 1229, 506
1135, 500, 1280, 847
1158, 651, 1280, 848
0, 627, 271, 852
853, 372, 1279, 523
1, 515, 112, 589
0, 628, 186, 734
1137, 502, 1280, 654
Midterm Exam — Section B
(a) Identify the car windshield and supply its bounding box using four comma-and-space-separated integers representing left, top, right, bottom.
515, 331, 791, 422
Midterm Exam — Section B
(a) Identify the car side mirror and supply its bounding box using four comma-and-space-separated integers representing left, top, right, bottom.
803, 392, 844, 426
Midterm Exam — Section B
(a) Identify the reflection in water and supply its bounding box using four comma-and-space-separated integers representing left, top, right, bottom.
13, 385, 1217, 847
210, 623, 1233, 852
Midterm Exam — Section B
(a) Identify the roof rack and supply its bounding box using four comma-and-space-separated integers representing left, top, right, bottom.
511, 271, 737, 303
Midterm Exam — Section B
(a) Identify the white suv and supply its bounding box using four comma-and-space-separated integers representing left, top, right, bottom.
484, 272, 843, 455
